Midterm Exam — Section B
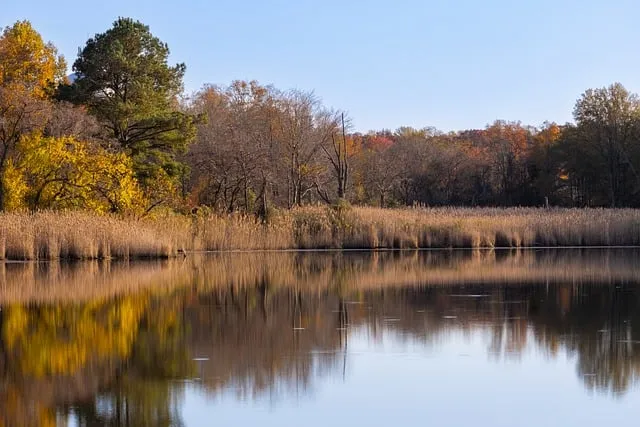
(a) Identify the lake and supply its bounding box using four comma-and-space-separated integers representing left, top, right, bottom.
2, 249, 640, 426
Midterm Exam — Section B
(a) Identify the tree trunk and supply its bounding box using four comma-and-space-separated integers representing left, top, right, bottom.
0, 151, 8, 211
339, 112, 348, 199
257, 177, 269, 221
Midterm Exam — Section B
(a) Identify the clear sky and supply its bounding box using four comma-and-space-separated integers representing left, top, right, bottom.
3, 0, 640, 132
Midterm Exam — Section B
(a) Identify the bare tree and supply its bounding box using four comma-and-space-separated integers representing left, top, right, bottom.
320, 112, 353, 201
44, 101, 102, 141
273, 90, 334, 207
187, 81, 277, 212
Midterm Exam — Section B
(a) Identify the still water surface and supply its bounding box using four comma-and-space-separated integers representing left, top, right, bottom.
1, 249, 640, 426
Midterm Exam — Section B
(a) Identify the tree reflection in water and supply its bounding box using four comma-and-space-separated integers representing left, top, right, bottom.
0, 249, 640, 426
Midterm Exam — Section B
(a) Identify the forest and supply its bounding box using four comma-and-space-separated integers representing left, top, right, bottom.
2, 17, 640, 219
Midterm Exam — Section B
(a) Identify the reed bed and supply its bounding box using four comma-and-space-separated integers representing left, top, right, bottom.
0, 211, 189, 260
1, 207, 640, 260
186, 206, 640, 251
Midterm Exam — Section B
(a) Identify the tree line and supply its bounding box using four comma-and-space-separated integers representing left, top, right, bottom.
2, 17, 640, 217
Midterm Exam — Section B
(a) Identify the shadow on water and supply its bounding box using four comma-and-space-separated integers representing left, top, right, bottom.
0, 249, 640, 425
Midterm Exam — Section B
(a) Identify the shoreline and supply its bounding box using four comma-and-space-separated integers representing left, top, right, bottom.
2, 244, 640, 263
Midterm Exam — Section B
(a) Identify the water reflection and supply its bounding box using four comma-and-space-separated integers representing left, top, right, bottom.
1, 249, 640, 426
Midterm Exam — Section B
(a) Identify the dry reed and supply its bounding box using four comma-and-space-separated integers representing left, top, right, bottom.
0, 211, 189, 260
1, 207, 640, 260
192, 206, 640, 251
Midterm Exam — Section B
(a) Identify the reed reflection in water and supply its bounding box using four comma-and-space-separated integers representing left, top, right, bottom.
1, 249, 640, 426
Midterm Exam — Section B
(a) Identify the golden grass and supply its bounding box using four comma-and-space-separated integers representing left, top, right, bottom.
191, 206, 640, 251
0, 211, 189, 260
2, 207, 640, 260
334, 206, 640, 249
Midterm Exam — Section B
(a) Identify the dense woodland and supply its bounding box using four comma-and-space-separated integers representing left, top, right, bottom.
2, 17, 640, 217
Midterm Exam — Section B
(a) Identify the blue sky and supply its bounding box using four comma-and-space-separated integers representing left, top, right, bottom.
3, 0, 640, 132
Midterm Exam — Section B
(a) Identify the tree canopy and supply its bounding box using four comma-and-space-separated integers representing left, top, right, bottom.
0, 20, 66, 98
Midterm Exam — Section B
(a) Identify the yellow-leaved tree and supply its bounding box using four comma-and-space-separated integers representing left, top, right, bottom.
0, 160, 28, 211
5, 134, 145, 213
0, 20, 66, 98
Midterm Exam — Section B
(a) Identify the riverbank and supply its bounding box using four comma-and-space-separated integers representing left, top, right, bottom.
1, 207, 640, 260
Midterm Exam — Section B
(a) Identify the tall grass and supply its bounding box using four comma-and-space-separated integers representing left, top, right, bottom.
2, 207, 640, 260
0, 211, 188, 260
174, 206, 640, 251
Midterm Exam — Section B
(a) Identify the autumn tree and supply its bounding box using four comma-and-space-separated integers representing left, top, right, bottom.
187, 82, 362, 211
0, 20, 66, 98
388, 128, 430, 205
420, 137, 479, 205
188, 86, 234, 211
67, 17, 197, 208
6, 134, 143, 213
528, 122, 563, 205
188, 81, 278, 212
319, 113, 355, 201
356, 133, 401, 206
274, 90, 336, 207
571, 83, 640, 207
0, 21, 68, 210
482, 120, 532, 205
0, 92, 111, 211
0, 87, 51, 209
